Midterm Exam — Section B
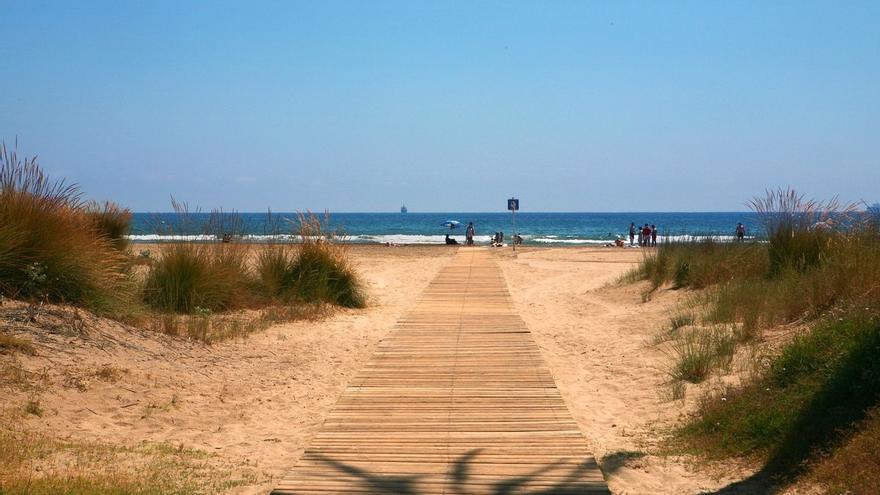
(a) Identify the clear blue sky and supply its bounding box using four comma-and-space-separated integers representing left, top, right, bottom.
2, 1, 878, 212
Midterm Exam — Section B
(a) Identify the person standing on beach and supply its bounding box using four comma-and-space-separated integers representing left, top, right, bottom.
629, 222, 636, 246
636, 224, 643, 246
736, 222, 746, 242
651, 225, 657, 247
466, 222, 475, 246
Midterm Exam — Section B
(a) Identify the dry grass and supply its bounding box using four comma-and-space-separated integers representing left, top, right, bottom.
143, 242, 254, 313
85, 201, 132, 251
260, 212, 366, 308
0, 142, 134, 315
0, 333, 35, 355
0, 421, 258, 494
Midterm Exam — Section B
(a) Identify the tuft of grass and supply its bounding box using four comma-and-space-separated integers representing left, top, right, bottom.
286, 243, 366, 308
143, 243, 253, 313
670, 314, 695, 331
0, 142, 134, 315
749, 188, 855, 275
85, 201, 132, 251
24, 397, 43, 417
278, 213, 366, 308
667, 328, 735, 384
0, 333, 35, 355
255, 244, 296, 300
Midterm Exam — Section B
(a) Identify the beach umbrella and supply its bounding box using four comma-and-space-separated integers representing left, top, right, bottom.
441, 220, 461, 229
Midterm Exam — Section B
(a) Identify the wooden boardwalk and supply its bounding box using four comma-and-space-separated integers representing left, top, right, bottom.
272, 249, 609, 494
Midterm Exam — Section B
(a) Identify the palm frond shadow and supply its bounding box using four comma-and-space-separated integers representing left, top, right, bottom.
305, 449, 610, 495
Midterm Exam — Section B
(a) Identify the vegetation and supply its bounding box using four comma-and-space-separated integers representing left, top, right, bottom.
0, 425, 257, 494
144, 210, 365, 315
86, 200, 133, 250
144, 242, 253, 313
1, 142, 366, 344
0, 143, 133, 314
678, 316, 880, 485
281, 214, 365, 308
629, 188, 880, 492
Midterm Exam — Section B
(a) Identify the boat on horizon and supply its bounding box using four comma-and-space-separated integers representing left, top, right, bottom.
400, 204, 407, 214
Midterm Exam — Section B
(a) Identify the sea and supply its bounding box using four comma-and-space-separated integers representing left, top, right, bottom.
129, 212, 761, 246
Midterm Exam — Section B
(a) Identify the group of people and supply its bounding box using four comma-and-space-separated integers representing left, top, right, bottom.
629, 222, 658, 247
446, 222, 522, 247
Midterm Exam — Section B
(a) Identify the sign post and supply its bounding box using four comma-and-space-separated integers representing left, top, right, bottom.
507, 197, 519, 252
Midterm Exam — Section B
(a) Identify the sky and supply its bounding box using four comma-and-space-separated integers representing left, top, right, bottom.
1, 1, 878, 212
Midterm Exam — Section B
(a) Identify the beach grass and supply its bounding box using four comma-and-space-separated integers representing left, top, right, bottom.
630, 189, 880, 491
258, 213, 366, 308
676, 316, 880, 483
0, 143, 134, 316
85, 200, 133, 251
144, 242, 254, 313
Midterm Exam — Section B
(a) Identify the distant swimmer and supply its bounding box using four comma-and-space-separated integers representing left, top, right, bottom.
736, 222, 746, 241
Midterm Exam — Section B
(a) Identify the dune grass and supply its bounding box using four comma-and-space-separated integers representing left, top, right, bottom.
1, 142, 366, 346
144, 242, 254, 313
256, 213, 366, 308
85, 201, 133, 251
676, 316, 880, 485
628, 189, 880, 492
0, 143, 134, 315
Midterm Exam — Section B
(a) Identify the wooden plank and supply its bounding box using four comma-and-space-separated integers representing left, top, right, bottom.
272, 249, 609, 494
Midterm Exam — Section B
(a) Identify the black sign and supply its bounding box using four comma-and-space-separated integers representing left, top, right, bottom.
507, 198, 519, 211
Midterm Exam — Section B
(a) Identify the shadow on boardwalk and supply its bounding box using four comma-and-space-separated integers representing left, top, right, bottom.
295, 449, 610, 495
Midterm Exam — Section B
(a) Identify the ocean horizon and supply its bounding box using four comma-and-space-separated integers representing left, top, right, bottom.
129, 211, 762, 245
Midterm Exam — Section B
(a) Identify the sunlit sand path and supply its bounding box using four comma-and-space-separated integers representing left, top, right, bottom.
272, 249, 609, 494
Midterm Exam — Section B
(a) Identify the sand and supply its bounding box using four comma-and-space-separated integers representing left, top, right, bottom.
2, 244, 758, 494
493, 247, 748, 494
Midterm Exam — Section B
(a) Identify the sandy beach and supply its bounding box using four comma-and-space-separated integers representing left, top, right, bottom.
5, 245, 752, 493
